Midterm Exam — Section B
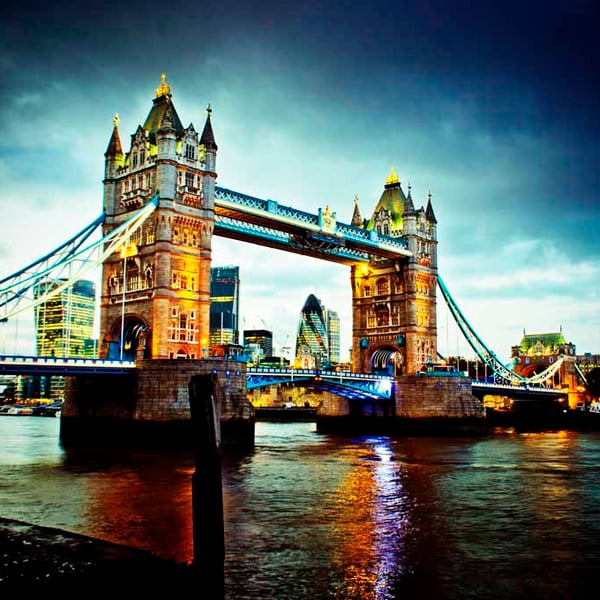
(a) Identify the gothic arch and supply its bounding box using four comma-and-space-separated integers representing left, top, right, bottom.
370, 345, 404, 376
109, 315, 150, 360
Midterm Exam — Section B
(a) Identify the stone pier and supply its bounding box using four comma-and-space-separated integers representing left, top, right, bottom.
60, 359, 255, 449
316, 374, 488, 436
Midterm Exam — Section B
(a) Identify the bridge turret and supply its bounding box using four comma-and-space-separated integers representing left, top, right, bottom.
200, 104, 218, 210
155, 98, 178, 202
103, 114, 124, 216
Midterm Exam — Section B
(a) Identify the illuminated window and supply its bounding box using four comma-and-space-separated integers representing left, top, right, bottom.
145, 222, 155, 244
376, 307, 389, 326
185, 144, 195, 159
364, 286, 371, 297
376, 278, 389, 296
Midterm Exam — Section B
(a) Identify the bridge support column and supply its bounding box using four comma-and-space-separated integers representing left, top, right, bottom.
316, 375, 488, 436
60, 359, 255, 449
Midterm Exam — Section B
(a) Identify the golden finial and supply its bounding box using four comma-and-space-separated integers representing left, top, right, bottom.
386, 166, 399, 185
113, 113, 119, 127
155, 73, 171, 98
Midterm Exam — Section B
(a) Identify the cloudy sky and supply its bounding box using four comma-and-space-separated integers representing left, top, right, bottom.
1, 0, 599, 362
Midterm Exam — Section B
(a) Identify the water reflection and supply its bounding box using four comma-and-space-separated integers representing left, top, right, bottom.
1, 418, 600, 599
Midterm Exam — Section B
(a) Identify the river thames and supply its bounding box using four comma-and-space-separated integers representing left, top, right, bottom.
1, 416, 599, 599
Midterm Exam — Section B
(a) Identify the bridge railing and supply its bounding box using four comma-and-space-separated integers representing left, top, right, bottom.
0, 355, 136, 369
247, 366, 393, 382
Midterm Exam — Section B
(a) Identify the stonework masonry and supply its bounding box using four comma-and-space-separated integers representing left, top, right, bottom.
61, 359, 255, 448
395, 375, 485, 419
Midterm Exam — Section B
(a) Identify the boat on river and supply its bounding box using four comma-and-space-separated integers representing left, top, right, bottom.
0, 401, 62, 417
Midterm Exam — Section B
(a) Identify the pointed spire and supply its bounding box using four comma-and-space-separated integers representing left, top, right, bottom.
425, 190, 437, 224
159, 100, 176, 132
405, 182, 416, 213
351, 195, 363, 227
200, 103, 218, 151
105, 113, 124, 157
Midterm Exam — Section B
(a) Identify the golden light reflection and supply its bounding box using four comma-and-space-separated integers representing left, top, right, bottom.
330, 440, 408, 599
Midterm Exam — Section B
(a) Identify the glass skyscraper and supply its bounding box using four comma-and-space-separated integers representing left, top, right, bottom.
34, 279, 97, 358
324, 307, 341, 364
27, 278, 97, 402
295, 294, 335, 368
209, 265, 240, 347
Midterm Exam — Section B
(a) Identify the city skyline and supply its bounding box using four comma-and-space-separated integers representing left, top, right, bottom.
1, 1, 599, 363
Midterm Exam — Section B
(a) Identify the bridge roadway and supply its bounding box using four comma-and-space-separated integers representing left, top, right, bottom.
0, 356, 567, 402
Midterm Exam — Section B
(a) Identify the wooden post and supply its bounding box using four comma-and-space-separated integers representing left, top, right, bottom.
189, 373, 225, 597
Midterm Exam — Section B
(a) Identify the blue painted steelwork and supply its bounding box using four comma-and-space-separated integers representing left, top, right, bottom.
472, 380, 566, 399
246, 366, 393, 401
437, 275, 572, 392
214, 186, 411, 265
0, 355, 136, 375
0, 195, 159, 323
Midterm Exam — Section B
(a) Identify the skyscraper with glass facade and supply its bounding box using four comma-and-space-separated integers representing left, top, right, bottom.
209, 265, 240, 347
295, 294, 338, 368
324, 307, 341, 364
27, 278, 97, 402
34, 279, 97, 357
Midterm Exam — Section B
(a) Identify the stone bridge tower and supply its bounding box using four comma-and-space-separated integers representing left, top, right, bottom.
350, 169, 438, 376
99, 74, 217, 360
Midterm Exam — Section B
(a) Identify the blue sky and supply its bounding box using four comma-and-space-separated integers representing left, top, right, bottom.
1, 0, 599, 362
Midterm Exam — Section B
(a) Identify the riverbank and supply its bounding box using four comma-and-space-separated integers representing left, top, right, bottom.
0, 517, 194, 596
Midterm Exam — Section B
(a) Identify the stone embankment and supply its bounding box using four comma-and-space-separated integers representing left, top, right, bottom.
0, 517, 195, 597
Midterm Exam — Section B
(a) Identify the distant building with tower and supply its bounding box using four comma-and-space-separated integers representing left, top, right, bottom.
99, 73, 217, 361
511, 327, 584, 408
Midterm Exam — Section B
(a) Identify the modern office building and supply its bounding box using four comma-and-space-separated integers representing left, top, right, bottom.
295, 294, 330, 368
243, 329, 273, 365
209, 265, 240, 348
324, 307, 341, 365
34, 279, 97, 358
26, 278, 97, 401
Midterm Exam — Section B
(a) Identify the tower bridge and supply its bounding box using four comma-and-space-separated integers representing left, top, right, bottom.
0, 75, 587, 446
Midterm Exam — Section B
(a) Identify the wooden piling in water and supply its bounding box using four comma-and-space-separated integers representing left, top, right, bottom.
189, 373, 225, 596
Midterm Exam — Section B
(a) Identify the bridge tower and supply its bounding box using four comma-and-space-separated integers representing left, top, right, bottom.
99, 74, 217, 360
350, 169, 438, 376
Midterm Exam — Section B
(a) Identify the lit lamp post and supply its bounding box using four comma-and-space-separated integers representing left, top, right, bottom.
119, 240, 138, 360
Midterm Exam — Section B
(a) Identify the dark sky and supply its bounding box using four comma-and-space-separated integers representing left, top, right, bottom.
1, 0, 599, 358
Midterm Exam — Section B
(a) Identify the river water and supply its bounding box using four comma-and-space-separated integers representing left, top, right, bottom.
1, 416, 599, 599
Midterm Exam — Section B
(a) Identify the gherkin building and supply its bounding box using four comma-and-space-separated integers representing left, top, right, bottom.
295, 294, 328, 366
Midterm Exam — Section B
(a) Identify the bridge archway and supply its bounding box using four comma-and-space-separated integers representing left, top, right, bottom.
516, 360, 562, 387
107, 317, 149, 361
370, 346, 403, 376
